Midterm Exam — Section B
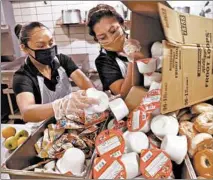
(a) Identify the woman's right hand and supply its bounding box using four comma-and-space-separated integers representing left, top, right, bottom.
65, 90, 98, 115
123, 38, 141, 56
52, 90, 98, 120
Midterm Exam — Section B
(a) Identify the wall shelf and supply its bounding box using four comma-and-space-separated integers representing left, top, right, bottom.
56, 19, 131, 29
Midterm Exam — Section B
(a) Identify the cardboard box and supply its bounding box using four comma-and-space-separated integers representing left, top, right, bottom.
161, 41, 213, 113
124, 86, 148, 111
123, 1, 213, 113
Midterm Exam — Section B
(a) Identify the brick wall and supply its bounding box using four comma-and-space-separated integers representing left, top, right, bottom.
11, 1, 130, 70
11, 1, 213, 69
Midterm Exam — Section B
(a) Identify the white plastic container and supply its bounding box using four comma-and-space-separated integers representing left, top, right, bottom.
56, 148, 85, 175
121, 152, 141, 179
161, 135, 187, 164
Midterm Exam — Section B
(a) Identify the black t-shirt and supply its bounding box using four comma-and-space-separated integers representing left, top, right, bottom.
95, 49, 128, 91
13, 53, 78, 104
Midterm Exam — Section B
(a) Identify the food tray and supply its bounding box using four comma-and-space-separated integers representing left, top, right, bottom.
1, 116, 111, 179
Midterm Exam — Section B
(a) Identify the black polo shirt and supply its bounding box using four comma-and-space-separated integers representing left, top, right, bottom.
13, 53, 78, 104
95, 49, 128, 91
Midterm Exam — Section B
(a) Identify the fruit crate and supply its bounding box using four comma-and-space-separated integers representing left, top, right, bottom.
1, 116, 111, 179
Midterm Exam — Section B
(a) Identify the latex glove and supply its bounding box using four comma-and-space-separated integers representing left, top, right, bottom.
123, 38, 142, 61
52, 90, 98, 120
105, 90, 121, 102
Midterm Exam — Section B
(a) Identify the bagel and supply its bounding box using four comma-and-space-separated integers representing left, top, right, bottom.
191, 103, 213, 115
193, 149, 213, 178
179, 121, 198, 139
188, 133, 212, 158
196, 138, 213, 152
194, 112, 213, 135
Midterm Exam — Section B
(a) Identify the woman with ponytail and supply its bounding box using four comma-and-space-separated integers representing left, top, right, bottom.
13, 22, 97, 123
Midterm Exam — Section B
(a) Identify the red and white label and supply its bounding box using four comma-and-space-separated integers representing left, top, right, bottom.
127, 106, 151, 132
140, 149, 172, 179
93, 155, 126, 179
141, 89, 161, 113
95, 129, 125, 157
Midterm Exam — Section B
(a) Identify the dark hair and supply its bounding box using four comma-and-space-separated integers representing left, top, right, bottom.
14, 21, 49, 46
87, 4, 124, 41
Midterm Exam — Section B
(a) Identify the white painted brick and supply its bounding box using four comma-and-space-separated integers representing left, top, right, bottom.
51, 5, 67, 13
52, 13, 62, 21
51, 1, 67, 6
20, 2, 36, 8
71, 48, 87, 54
36, 6, 52, 14
89, 54, 99, 62
21, 8, 36, 15
14, 16, 23, 23
70, 34, 85, 41
12, 2, 20, 9
22, 15, 37, 23
67, 4, 83, 10
37, 14, 53, 21
70, 40, 86, 48
69, 27, 85, 34
85, 33, 94, 41
87, 47, 99, 55
66, 1, 82, 5
86, 41, 100, 48
58, 48, 72, 55
56, 41, 72, 48
13, 8, 21, 16
54, 27, 69, 35
52, 20, 62, 28
190, 6, 203, 15
49, 28, 54, 34
55, 34, 70, 42
40, 21, 54, 29
89, 59, 96, 68
36, 1, 52, 7
104, 1, 121, 8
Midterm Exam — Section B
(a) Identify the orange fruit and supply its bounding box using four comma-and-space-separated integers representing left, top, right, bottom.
2, 126, 16, 139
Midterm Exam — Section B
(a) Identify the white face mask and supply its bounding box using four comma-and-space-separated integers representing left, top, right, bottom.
100, 27, 126, 52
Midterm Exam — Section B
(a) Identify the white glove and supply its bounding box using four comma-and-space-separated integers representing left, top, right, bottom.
123, 38, 141, 62
52, 90, 98, 120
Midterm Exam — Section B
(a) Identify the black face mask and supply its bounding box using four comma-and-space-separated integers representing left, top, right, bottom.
27, 45, 58, 66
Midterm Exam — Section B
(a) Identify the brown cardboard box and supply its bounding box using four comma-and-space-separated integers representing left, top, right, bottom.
158, 3, 213, 45
124, 86, 148, 111
161, 41, 213, 113
123, 1, 213, 114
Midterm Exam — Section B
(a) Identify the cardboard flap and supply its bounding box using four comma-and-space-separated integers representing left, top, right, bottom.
122, 1, 170, 19
158, 3, 213, 46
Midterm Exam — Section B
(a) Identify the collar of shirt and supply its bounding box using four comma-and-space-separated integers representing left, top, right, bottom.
100, 48, 128, 62
25, 56, 60, 77
24, 56, 61, 91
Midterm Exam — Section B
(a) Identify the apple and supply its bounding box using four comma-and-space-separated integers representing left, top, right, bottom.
4, 136, 18, 150
15, 130, 29, 140
17, 136, 28, 146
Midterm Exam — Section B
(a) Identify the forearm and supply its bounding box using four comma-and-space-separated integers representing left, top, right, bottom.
120, 63, 133, 98
79, 77, 94, 89
71, 69, 94, 90
21, 103, 54, 122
